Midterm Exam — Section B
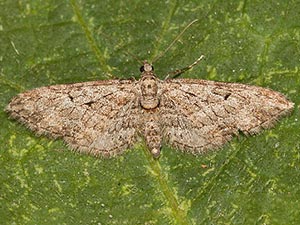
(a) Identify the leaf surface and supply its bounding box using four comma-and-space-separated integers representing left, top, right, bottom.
1, 0, 300, 224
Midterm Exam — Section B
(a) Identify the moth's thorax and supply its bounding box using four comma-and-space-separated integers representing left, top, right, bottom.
140, 72, 160, 110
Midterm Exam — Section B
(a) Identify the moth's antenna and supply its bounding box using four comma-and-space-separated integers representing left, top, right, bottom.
98, 31, 144, 66
152, 19, 199, 64
124, 50, 144, 65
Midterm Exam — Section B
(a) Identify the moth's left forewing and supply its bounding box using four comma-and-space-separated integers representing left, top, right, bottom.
6, 80, 141, 157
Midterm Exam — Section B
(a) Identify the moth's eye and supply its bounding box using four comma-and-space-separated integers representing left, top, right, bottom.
140, 66, 144, 72
151, 66, 154, 71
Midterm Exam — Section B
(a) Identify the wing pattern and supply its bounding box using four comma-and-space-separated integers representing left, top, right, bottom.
7, 80, 140, 157
159, 79, 294, 154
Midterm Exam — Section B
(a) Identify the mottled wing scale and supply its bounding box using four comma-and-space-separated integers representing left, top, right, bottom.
160, 79, 294, 154
7, 80, 139, 157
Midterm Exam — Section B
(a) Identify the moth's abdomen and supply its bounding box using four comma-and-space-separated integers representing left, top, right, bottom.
143, 118, 162, 158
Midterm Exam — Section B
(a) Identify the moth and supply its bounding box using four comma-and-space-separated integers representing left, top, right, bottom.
6, 60, 294, 158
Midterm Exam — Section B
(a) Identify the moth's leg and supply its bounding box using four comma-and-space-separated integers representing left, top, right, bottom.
165, 55, 205, 79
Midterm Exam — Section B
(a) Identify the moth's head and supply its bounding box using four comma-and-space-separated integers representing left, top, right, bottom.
140, 61, 154, 73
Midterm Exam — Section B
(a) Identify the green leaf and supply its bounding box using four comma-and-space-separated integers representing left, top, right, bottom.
1, 0, 300, 224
